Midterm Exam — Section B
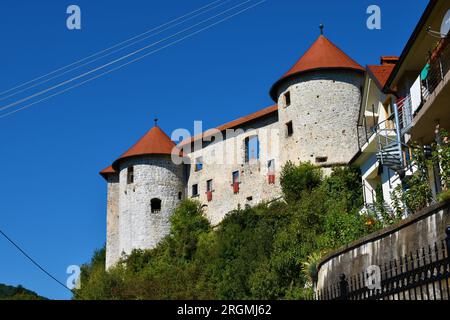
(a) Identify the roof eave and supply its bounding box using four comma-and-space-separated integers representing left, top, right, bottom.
382, 0, 439, 92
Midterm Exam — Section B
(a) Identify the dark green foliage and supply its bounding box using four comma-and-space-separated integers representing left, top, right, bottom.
280, 161, 322, 203
0, 283, 47, 300
76, 164, 381, 300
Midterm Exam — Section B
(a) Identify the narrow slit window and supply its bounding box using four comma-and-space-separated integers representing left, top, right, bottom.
151, 198, 162, 213
127, 166, 134, 184
284, 91, 291, 107
286, 121, 294, 137
232, 171, 240, 194
315, 156, 328, 164
206, 180, 213, 192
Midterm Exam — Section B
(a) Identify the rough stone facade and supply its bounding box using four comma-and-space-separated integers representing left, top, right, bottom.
105, 156, 184, 267
185, 112, 282, 225
276, 70, 363, 167
105, 175, 120, 268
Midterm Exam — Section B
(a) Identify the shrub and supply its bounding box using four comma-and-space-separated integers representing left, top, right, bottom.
280, 161, 322, 203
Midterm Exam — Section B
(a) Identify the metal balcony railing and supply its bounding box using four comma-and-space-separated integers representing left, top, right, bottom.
397, 38, 449, 126
422, 38, 450, 103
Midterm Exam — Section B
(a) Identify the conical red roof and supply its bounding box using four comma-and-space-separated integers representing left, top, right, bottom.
270, 35, 364, 100
112, 125, 179, 170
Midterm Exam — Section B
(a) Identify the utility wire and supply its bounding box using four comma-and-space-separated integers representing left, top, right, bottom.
0, 0, 227, 99
0, 0, 266, 119
0, 0, 233, 102
0, 0, 256, 114
0, 227, 79, 298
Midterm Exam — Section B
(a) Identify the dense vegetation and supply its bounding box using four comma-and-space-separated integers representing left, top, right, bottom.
75, 163, 384, 300
0, 283, 46, 300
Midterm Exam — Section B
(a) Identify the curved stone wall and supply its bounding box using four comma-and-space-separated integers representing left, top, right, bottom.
276, 70, 364, 166
117, 155, 184, 259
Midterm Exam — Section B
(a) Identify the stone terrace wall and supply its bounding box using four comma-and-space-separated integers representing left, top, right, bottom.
316, 201, 450, 291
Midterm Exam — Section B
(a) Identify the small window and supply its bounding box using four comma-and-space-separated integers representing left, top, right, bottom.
151, 198, 162, 213
244, 136, 260, 163
286, 121, 294, 137
195, 157, 203, 172
268, 160, 275, 173
206, 179, 213, 192
316, 156, 328, 163
232, 171, 240, 183
127, 166, 134, 184
284, 91, 291, 107
192, 184, 199, 197
178, 192, 183, 200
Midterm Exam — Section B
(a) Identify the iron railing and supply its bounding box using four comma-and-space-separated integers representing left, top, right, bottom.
357, 105, 378, 148
422, 38, 450, 103
316, 227, 450, 300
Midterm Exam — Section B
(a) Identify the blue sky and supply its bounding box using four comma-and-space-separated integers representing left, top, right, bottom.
0, 0, 429, 300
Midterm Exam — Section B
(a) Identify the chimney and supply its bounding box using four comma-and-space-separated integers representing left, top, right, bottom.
380, 56, 399, 65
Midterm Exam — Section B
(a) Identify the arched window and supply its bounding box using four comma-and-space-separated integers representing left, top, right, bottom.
151, 198, 162, 213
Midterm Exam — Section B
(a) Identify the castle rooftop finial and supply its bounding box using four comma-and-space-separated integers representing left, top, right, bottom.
319, 24, 324, 35
154, 117, 159, 127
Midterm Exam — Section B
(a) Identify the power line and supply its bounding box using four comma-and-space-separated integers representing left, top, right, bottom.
0, 0, 257, 114
0, 0, 266, 120
0, 0, 267, 119
0, 0, 233, 102
0, 0, 228, 99
0, 227, 79, 298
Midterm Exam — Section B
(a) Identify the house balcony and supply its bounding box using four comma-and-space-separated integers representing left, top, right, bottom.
358, 116, 397, 154
397, 37, 450, 144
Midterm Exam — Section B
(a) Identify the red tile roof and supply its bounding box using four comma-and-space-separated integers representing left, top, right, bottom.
178, 104, 278, 147
270, 35, 364, 100
112, 125, 181, 170
367, 64, 396, 89
99, 165, 116, 179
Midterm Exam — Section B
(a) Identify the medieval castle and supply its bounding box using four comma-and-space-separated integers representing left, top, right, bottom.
100, 34, 368, 268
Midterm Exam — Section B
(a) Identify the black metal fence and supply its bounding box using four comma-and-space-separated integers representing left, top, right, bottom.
316, 227, 450, 300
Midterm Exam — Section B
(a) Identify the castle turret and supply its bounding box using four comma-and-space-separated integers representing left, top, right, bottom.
270, 34, 365, 167
104, 123, 185, 267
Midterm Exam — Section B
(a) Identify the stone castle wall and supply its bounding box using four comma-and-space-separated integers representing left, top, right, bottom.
105, 175, 120, 268
106, 155, 184, 268
185, 112, 282, 225
276, 70, 363, 166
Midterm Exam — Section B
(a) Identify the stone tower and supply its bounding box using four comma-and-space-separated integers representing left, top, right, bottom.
102, 124, 185, 268
270, 35, 365, 167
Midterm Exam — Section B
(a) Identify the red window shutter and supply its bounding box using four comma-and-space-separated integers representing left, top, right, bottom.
233, 182, 240, 194
268, 174, 275, 185
206, 191, 213, 202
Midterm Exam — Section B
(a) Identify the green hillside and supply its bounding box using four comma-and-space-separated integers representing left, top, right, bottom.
0, 283, 47, 300
75, 163, 398, 300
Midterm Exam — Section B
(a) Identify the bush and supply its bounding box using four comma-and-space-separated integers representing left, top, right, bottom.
280, 161, 322, 203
